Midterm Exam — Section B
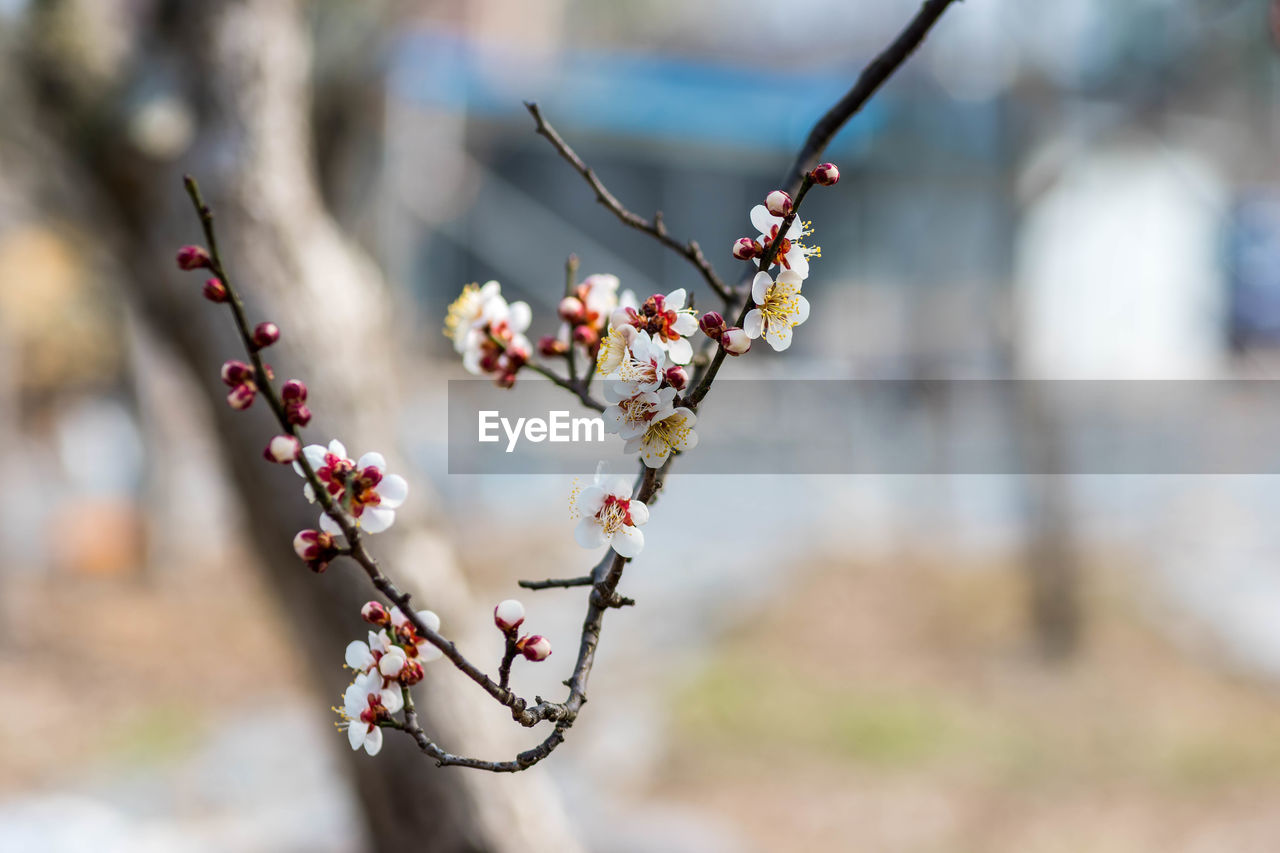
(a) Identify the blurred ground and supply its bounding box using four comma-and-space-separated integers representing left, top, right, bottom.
657, 549, 1280, 853
9, 530, 1280, 852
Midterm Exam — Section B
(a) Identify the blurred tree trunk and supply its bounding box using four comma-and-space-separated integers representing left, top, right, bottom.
11, 1, 581, 850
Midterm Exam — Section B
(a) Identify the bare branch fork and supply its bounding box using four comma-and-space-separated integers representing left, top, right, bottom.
179, 0, 957, 773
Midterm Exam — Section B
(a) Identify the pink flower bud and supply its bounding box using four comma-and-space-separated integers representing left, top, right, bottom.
202, 278, 228, 303
517, 634, 552, 662
176, 245, 211, 271
765, 190, 792, 217
494, 599, 525, 633
361, 601, 391, 626
721, 327, 751, 356
572, 325, 599, 348
699, 312, 727, 339
227, 383, 257, 410
732, 238, 761, 260
263, 434, 301, 463
495, 372, 517, 389
287, 404, 313, 427
558, 296, 586, 324
220, 360, 254, 387
398, 659, 425, 686
811, 162, 840, 186
252, 322, 280, 350
664, 365, 688, 390
293, 529, 337, 572
539, 335, 568, 357
281, 380, 308, 403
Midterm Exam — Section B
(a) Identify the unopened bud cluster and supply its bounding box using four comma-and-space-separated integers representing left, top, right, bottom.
493, 599, 552, 661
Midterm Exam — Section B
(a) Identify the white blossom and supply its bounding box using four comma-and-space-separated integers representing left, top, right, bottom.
744, 270, 810, 352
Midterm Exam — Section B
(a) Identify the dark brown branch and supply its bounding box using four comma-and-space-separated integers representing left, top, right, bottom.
519, 575, 594, 590
524, 101, 733, 306
782, 0, 961, 193
523, 362, 605, 411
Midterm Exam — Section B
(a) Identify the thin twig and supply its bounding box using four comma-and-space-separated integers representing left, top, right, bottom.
524, 362, 606, 412
525, 101, 733, 307
519, 575, 594, 590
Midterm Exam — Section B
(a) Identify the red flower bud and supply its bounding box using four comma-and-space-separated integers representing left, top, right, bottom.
558, 296, 586, 324
281, 379, 308, 403
293, 529, 337, 572
495, 371, 518, 389
539, 335, 569, 357
721, 327, 751, 356
732, 238, 761, 260
811, 162, 840, 186
494, 599, 525, 633
252, 322, 280, 350
699, 311, 727, 339
517, 634, 552, 661
572, 325, 599, 348
398, 659, 425, 685
361, 601, 391, 627
227, 383, 257, 410
263, 434, 301, 463
220, 360, 254, 387
765, 190, 792, 217
287, 404, 313, 427
176, 245, 211, 271
664, 365, 689, 391
202, 278, 228, 303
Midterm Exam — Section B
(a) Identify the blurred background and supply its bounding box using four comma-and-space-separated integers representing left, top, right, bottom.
4, 0, 1280, 851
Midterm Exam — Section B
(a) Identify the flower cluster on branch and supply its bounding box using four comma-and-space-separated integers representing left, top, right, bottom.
174, 0, 959, 772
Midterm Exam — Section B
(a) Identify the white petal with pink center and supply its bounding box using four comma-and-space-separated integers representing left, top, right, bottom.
744, 270, 810, 352
390, 606, 444, 663
295, 441, 408, 536
570, 468, 649, 558
613, 331, 668, 394
750, 205, 817, 279
444, 280, 503, 352
596, 323, 637, 377
344, 629, 393, 674
339, 670, 403, 756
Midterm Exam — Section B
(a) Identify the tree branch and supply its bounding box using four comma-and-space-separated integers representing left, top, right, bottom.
525, 101, 733, 306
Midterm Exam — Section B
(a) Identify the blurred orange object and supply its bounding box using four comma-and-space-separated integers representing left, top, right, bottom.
48, 498, 145, 577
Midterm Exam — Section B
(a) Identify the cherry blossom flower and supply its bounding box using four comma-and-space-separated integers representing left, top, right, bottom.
389, 606, 444, 663
570, 467, 649, 557
575, 273, 620, 331
445, 281, 533, 385
345, 629, 394, 675
294, 440, 409, 535
603, 385, 679, 441
338, 670, 403, 756
744, 270, 810, 352
626, 406, 698, 468
750, 205, 819, 279
609, 289, 700, 364
610, 330, 668, 394
596, 322, 637, 376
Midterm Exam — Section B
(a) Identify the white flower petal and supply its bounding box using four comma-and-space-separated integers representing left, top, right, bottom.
345, 641, 374, 671
377, 475, 409, 509
604, 475, 633, 499
749, 204, 777, 236
347, 722, 366, 750
320, 511, 343, 537
752, 272, 773, 305
665, 288, 687, 311
363, 726, 383, 756
785, 252, 809, 279
303, 482, 316, 504
357, 452, 386, 472
611, 525, 644, 558
666, 337, 693, 365
417, 610, 441, 634
380, 687, 404, 714
672, 313, 700, 336
575, 485, 606, 517
575, 518, 608, 549
743, 309, 764, 339
765, 323, 793, 352
328, 440, 348, 459
361, 507, 396, 534
793, 295, 810, 326
508, 301, 532, 333
628, 500, 649, 526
